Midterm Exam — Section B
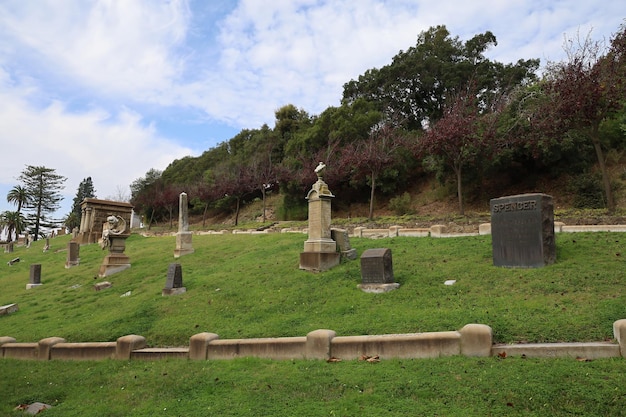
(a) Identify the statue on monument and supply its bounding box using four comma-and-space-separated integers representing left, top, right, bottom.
100, 215, 126, 249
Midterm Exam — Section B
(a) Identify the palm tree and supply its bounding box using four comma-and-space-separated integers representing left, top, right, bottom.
0, 210, 26, 242
7, 185, 29, 213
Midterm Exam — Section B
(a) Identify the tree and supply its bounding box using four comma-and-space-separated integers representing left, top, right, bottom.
420, 88, 486, 215
18, 165, 66, 240
6, 185, 29, 213
530, 26, 626, 212
341, 122, 408, 219
130, 169, 163, 229
343, 25, 538, 130
0, 210, 26, 242
68, 177, 96, 231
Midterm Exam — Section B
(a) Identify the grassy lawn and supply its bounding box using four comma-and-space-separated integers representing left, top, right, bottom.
1, 230, 626, 415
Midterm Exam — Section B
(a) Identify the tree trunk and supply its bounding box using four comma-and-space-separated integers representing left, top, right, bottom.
591, 127, 615, 213
368, 171, 376, 220
455, 164, 464, 216
202, 202, 208, 227
262, 186, 266, 223
235, 197, 241, 226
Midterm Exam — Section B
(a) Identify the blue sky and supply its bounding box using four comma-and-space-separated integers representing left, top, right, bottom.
0, 0, 623, 220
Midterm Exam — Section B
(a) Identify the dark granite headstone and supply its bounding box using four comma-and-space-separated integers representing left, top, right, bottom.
65, 241, 80, 268
360, 248, 394, 284
29, 264, 42, 284
490, 193, 555, 268
163, 263, 186, 296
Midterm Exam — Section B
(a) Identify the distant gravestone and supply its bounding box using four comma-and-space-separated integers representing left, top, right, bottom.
26, 264, 42, 289
65, 241, 80, 268
490, 193, 556, 268
358, 248, 399, 293
4, 242, 13, 253
163, 263, 186, 296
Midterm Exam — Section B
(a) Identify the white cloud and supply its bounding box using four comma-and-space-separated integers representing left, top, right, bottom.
0, 69, 192, 213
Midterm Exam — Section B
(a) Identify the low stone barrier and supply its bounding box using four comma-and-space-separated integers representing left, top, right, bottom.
2, 321, 625, 361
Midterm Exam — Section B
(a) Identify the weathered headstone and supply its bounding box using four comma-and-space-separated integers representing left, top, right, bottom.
358, 248, 399, 293
7, 257, 20, 266
94, 281, 112, 291
65, 241, 80, 268
162, 263, 187, 296
331, 228, 357, 260
174, 192, 194, 258
299, 163, 340, 272
4, 241, 13, 253
42, 238, 50, 252
0, 303, 18, 315
26, 264, 42, 289
490, 193, 556, 268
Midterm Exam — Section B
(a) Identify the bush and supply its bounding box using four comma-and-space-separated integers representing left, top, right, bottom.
568, 173, 605, 209
388, 192, 414, 215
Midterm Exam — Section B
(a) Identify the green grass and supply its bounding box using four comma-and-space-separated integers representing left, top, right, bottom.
1, 231, 626, 416
1, 232, 624, 345
1, 356, 626, 416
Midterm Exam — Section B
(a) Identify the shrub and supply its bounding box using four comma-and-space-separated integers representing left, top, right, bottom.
388, 192, 414, 215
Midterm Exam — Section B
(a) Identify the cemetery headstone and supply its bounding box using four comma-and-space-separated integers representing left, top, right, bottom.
331, 228, 358, 260
26, 264, 42, 289
65, 241, 80, 268
490, 193, 556, 268
174, 192, 194, 258
7, 257, 20, 266
299, 163, 341, 272
4, 241, 14, 253
162, 263, 187, 296
358, 248, 399, 293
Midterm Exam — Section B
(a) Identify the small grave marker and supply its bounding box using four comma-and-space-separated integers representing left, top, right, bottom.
26, 264, 42, 289
163, 263, 186, 296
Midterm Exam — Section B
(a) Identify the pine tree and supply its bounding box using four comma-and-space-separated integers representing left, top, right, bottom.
71, 177, 96, 220
18, 165, 67, 240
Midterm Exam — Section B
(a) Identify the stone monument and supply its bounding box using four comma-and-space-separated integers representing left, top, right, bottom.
162, 263, 187, 296
26, 264, 43, 289
98, 215, 131, 277
65, 241, 80, 268
74, 198, 133, 245
299, 163, 340, 272
174, 192, 194, 258
490, 193, 556, 268
358, 248, 400, 293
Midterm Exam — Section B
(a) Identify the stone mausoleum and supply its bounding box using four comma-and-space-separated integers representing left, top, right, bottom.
74, 198, 134, 245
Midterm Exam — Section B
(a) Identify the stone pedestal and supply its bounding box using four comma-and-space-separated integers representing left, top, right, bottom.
98, 235, 131, 277
300, 176, 340, 272
174, 232, 194, 258
490, 193, 555, 268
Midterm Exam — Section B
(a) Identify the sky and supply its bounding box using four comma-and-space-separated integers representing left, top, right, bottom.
0, 0, 623, 221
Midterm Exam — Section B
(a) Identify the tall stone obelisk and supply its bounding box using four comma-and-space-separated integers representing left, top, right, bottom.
299, 163, 340, 272
174, 192, 194, 258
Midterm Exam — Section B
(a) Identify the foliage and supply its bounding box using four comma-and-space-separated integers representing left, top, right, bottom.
388, 192, 414, 215
0, 210, 26, 242
17, 165, 66, 240
67, 177, 96, 231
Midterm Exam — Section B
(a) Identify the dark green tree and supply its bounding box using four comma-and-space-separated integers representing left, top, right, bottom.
68, 177, 96, 230
342, 25, 538, 130
6, 185, 29, 213
0, 210, 26, 242
18, 165, 67, 240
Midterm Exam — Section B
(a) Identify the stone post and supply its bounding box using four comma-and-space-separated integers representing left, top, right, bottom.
162, 263, 187, 296
174, 192, 194, 258
65, 241, 80, 268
